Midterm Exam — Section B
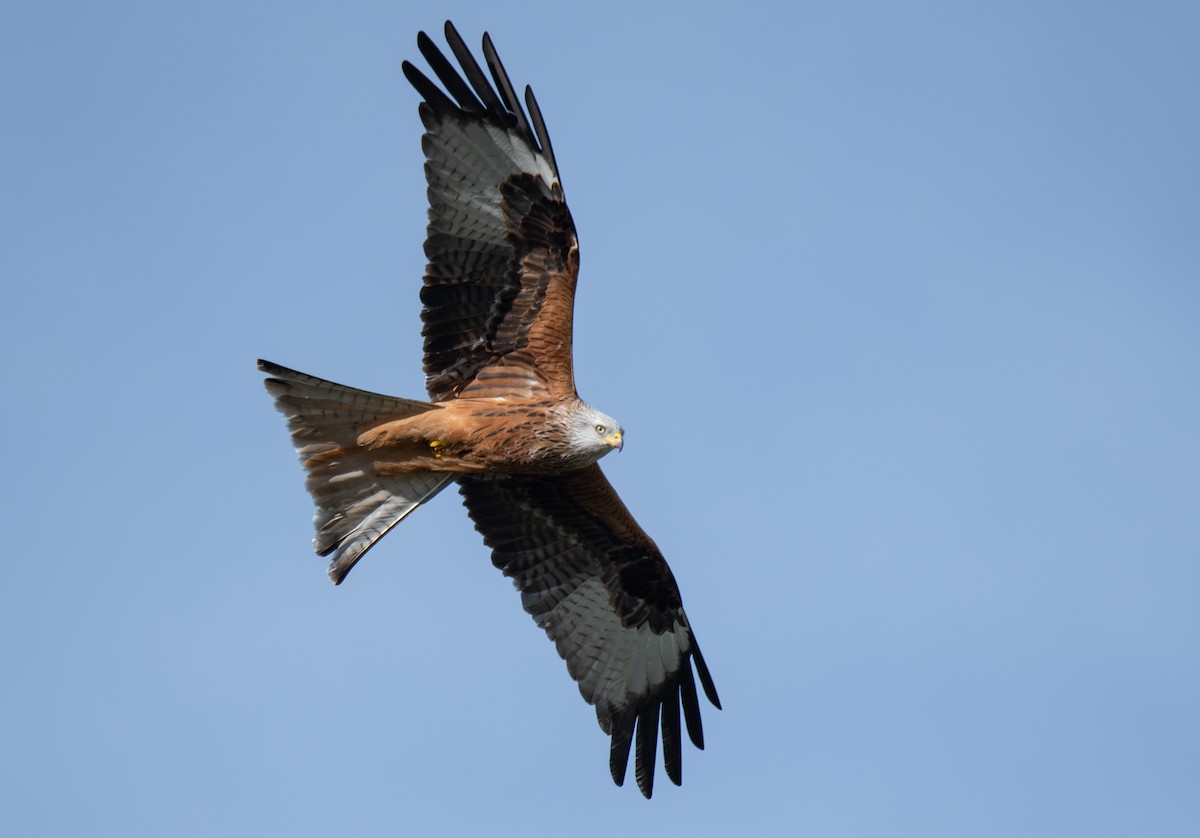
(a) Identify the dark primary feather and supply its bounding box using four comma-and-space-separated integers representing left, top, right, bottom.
524, 87, 559, 177
443, 22, 508, 118
481, 32, 535, 150
458, 466, 720, 798
415, 30, 485, 114
404, 22, 580, 403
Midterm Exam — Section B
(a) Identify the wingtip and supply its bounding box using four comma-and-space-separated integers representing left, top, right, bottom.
608, 708, 635, 788
610, 761, 627, 788
633, 702, 660, 798
691, 643, 722, 710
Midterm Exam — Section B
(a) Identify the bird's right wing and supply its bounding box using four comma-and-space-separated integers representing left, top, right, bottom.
458, 465, 721, 798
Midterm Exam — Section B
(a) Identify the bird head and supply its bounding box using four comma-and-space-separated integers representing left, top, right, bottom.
570, 403, 624, 461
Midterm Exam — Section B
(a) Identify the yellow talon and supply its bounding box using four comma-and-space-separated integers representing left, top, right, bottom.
429, 439, 446, 458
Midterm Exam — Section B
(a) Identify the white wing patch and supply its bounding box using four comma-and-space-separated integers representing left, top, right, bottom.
422, 113, 559, 250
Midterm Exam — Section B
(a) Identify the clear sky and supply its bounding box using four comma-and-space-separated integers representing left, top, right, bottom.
3, 1, 1198, 835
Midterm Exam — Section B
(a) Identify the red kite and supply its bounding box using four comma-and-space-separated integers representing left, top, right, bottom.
260, 21, 719, 797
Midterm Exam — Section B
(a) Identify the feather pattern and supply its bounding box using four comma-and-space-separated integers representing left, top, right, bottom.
403, 21, 579, 403
259, 360, 455, 583
260, 23, 720, 797
458, 466, 720, 797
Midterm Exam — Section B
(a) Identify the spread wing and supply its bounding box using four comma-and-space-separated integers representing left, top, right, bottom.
458, 465, 721, 798
403, 23, 580, 403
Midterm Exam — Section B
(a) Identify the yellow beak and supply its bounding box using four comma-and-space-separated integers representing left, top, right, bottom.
604, 431, 623, 451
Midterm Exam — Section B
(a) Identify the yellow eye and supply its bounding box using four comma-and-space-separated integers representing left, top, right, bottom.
595, 424, 606, 434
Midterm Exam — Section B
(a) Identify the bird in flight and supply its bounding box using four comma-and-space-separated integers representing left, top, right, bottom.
259, 21, 719, 798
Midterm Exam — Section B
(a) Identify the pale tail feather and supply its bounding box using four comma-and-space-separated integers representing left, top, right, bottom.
258, 360, 455, 584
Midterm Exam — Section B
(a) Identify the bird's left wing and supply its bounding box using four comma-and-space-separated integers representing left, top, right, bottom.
403, 23, 581, 403
458, 465, 720, 797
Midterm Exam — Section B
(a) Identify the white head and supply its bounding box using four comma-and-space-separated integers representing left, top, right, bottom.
567, 403, 624, 462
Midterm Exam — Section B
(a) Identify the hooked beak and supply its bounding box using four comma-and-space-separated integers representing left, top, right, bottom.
604, 431, 623, 452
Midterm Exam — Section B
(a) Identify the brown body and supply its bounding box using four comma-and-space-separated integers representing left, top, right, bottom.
358, 396, 592, 475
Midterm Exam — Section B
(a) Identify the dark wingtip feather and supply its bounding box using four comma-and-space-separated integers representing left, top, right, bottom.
634, 702, 661, 798
442, 21, 507, 118
661, 684, 683, 786
609, 709, 635, 787
402, 60, 458, 113
524, 86, 560, 183
692, 644, 722, 710
680, 662, 705, 750
481, 31, 535, 149
417, 29, 485, 113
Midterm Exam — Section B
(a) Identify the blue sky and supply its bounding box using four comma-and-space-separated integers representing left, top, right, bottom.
3, 1, 1198, 835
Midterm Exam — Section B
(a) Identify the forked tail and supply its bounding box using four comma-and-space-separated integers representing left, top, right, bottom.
258, 360, 454, 583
